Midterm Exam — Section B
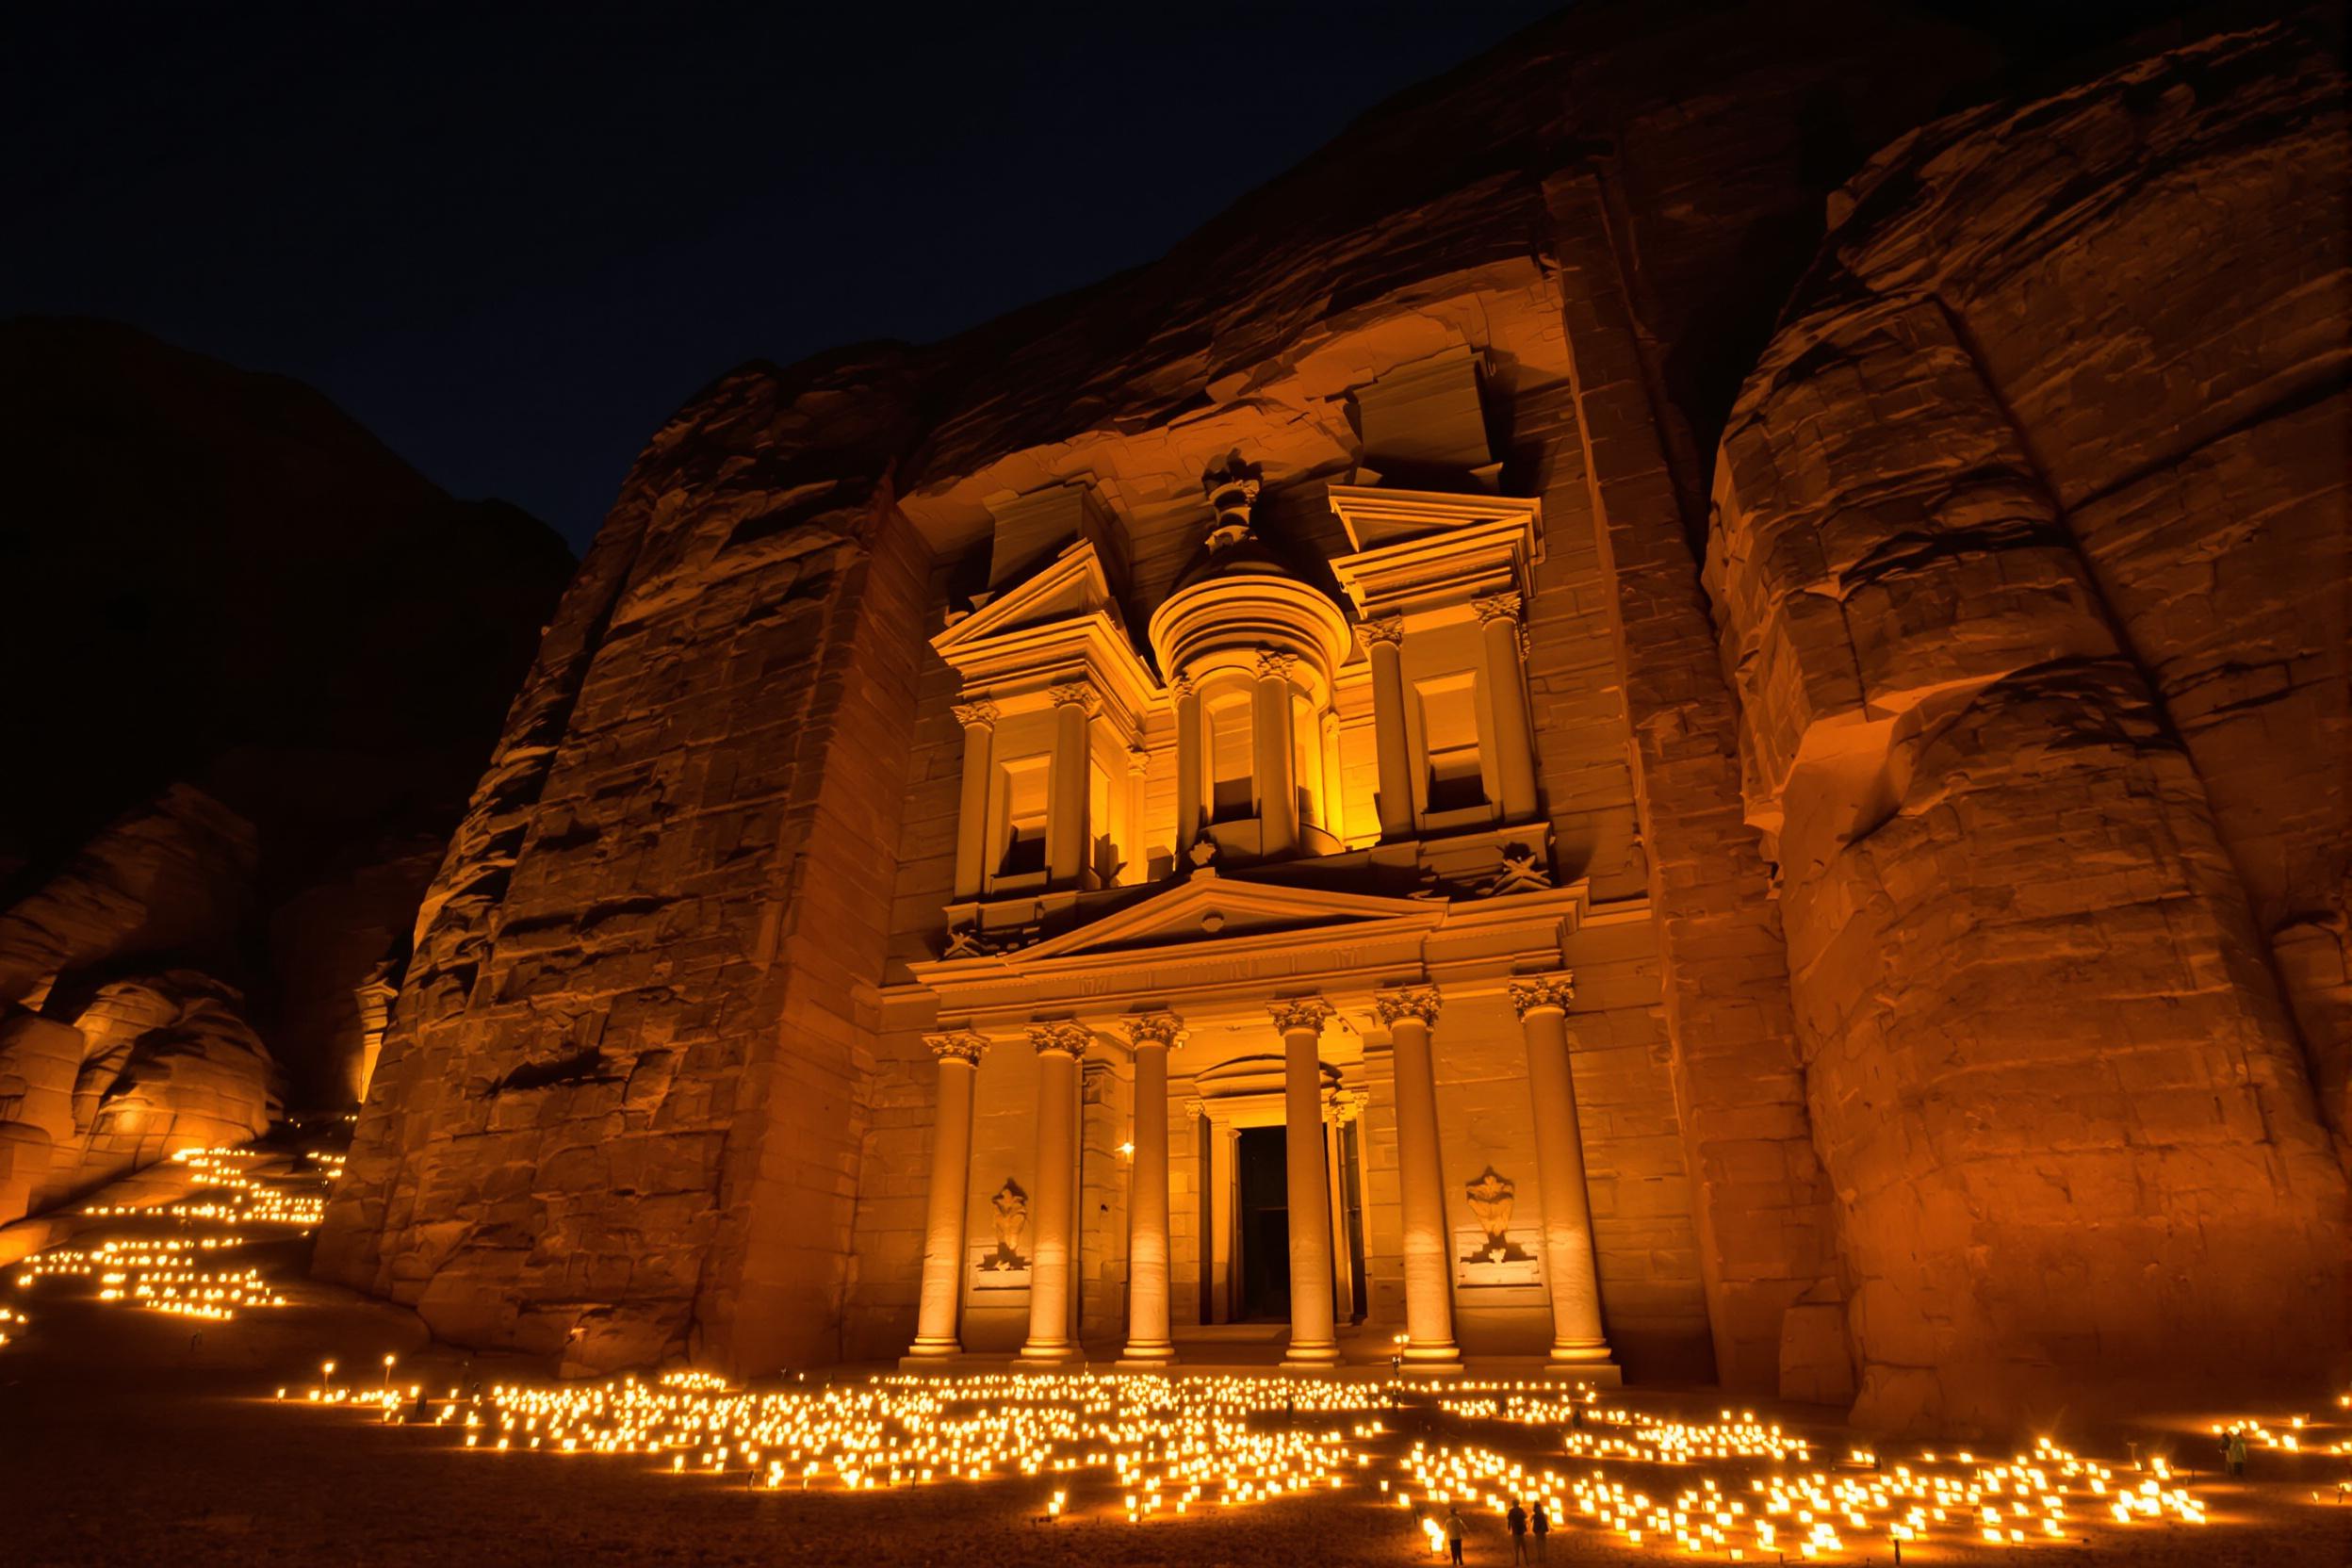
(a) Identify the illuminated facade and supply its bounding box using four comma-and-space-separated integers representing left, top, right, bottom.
319, 13, 2348, 1432
883, 351, 1621, 1376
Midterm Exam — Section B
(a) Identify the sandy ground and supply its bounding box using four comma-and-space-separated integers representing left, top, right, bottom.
4, 1230, 2348, 1568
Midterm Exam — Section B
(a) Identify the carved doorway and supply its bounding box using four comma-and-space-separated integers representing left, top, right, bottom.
1234, 1125, 1291, 1320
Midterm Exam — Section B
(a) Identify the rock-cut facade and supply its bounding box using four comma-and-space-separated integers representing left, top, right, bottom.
317, 5, 2350, 1433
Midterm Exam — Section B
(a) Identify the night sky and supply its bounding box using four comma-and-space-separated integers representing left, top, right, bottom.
5, 4, 1566, 552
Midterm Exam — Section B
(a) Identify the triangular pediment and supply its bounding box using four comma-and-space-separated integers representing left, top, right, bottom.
1017, 875, 1445, 962
933, 539, 1122, 656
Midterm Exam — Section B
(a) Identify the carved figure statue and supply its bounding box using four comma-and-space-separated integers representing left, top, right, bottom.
982, 1178, 1029, 1269
1462, 1166, 1536, 1264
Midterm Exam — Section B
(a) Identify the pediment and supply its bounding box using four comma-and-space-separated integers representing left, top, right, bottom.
933, 539, 1122, 655
1016, 874, 1445, 962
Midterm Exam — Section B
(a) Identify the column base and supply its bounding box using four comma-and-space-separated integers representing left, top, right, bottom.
897, 1348, 966, 1371
1115, 1353, 1178, 1371
1011, 1347, 1079, 1370
1279, 1346, 1343, 1371
1396, 1361, 1467, 1379
1544, 1346, 1623, 1386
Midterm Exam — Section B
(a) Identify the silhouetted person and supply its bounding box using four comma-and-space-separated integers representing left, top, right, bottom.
1530, 1501, 1550, 1561
1506, 1500, 1529, 1563
1445, 1504, 1467, 1565
2226, 1429, 2248, 1477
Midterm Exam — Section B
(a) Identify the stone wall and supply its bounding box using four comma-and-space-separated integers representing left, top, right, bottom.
1705, 19, 2349, 1432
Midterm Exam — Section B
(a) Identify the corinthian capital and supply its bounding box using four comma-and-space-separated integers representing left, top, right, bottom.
951, 699, 1001, 730
1372, 987, 1442, 1029
1360, 615, 1405, 648
1026, 1021, 1093, 1058
1267, 996, 1335, 1036
1473, 592, 1524, 628
1122, 1011, 1184, 1050
1254, 648, 1298, 682
923, 1031, 988, 1066
1047, 682, 1102, 715
1507, 973, 1576, 1019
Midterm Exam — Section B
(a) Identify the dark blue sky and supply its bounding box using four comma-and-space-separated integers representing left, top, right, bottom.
6, 4, 1563, 550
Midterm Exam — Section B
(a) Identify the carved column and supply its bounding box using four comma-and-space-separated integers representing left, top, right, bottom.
1172, 676, 1203, 855
950, 701, 999, 899
1253, 650, 1299, 856
1374, 987, 1461, 1371
1046, 685, 1097, 887
906, 1032, 987, 1360
1509, 975, 1618, 1377
1477, 594, 1539, 822
1119, 1012, 1182, 1365
1017, 1021, 1088, 1364
1364, 617, 1416, 841
1272, 996, 1340, 1366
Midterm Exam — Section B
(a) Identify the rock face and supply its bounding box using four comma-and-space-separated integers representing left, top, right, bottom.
0, 970, 276, 1225
321, 0, 2345, 1433
0, 319, 574, 1116
1706, 18, 2348, 1430
317, 353, 931, 1372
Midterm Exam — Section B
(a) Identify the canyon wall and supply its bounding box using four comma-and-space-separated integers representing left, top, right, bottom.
1706, 18, 2349, 1431
317, 353, 932, 1374
0, 322, 571, 1228
318, 1, 2344, 1426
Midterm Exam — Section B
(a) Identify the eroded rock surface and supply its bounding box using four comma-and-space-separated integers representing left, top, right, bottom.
0, 970, 277, 1226
0, 318, 573, 1111
1707, 18, 2348, 1431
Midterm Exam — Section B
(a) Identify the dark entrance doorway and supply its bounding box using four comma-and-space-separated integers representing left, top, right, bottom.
1235, 1125, 1291, 1321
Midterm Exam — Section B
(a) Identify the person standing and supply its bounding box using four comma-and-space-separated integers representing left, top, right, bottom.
1529, 1500, 1550, 1561
2226, 1428, 2248, 1478
1445, 1504, 1468, 1565
1506, 1499, 1529, 1563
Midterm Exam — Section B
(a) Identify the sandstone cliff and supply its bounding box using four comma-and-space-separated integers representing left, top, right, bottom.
1707, 16, 2349, 1430
0, 321, 573, 1226
318, 0, 2345, 1436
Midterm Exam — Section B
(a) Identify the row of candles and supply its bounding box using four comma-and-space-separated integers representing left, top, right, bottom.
12, 1129, 2344, 1560
5, 1141, 335, 1344
266, 1358, 2352, 1560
